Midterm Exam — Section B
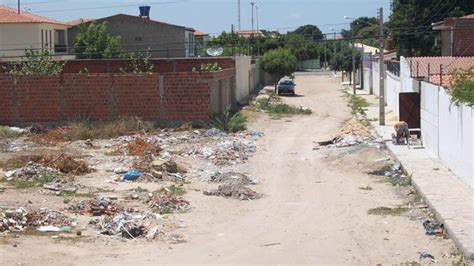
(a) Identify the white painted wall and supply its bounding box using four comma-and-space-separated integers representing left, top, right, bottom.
421, 82, 440, 157
437, 89, 473, 187
0, 23, 69, 60
400, 56, 415, 92
386, 72, 401, 116
372, 61, 380, 97
235, 56, 252, 102
363, 68, 371, 93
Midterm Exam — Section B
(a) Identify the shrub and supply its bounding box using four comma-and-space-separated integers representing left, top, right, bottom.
3, 49, 64, 76
451, 67, 474, 107
260, 48, 297, 81
208, 110, 248, 133
192, 63, 222, 73
120, 52, 154, 74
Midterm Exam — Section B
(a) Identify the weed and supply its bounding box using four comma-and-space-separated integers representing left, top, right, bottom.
154, 206, 173, 215
159, 185, 186, 196
61, 190, 97, 198
368, 206, 409, 216
251, 95, 311, 116
358, 186, 373, 191
344, 91, 370, 115
208, 110, 248, 133
134, 187, 149, 193
5, 174, 61, 189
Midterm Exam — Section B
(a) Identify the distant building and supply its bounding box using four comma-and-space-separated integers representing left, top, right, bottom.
236, 30, 263, 38
68, 7, 195, 58
194, 30, 210, 46
0, 5, 70, 60
432, 14, 474, 56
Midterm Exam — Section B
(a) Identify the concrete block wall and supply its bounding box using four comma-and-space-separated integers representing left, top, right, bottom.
0, 69, 235, 124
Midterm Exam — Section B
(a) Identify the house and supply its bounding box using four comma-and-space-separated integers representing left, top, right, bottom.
0, 5, 69, 60
194, 30, 210, 46
236, 30, 263, 38
67, 7, 195, 58
432, 14, 474, 56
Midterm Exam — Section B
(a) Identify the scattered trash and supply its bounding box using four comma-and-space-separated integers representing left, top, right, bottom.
419, 252, 437, 263
249, 130, 264, 138
423, 220, 444, 236
127, 138, 161, 156
4, 153, 93, 176
204, 184, 262, 201
94, 210, 161, 239
69, 197, 122, 216
149, 192, 190, 214
0, 207, 71, 232
4, 162, 61, 181
37, 225, 61, 232
123, 171, 142, 181
205, 128, 225, 137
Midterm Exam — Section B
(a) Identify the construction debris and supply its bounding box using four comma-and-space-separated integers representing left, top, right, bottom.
93, 210, 161, 239
4, 162, 61, 181
127, 138, 161, 156
69, 197, 122, 216
0, 207, 71, 232
148, 192, 190, 214
204, 184, 262, 200
210, 172, 259, 185
4, 153, 93, 176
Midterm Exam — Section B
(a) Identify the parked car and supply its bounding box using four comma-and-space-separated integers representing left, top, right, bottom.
276, 78, 296, 96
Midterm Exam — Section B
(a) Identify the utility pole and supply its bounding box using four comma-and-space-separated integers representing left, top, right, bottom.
237, 0, 241, 31
379, 7, 385, 126
256, 4, 260, 56
18, 0, 21, 14
351, 23, 356, 95
250, 2, 255, 56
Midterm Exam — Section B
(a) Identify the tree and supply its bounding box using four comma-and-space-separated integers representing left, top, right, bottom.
260, 48, 297, 82
341, 17, 379, 47
451, 67, 474, 107
387, 0, 474, 56
292, 24, 323, 41
285, 34, 319, 61
74, 22, 124, 59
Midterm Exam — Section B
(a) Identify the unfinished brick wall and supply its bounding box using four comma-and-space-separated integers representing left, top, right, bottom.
0, 69, 236, 125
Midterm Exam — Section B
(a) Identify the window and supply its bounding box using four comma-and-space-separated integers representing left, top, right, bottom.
135, 36, 143, 41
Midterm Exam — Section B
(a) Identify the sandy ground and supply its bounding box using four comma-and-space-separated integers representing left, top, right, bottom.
0, 72, 462, 265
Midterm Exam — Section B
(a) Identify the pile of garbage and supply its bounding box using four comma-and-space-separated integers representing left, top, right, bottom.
129, 157, 183, 182
0, 207, 71, 232
92, 210, 161, 239
187, 139, 257, 166
3, 162, 61, 181
367, 163, 411, 186
148, 192, 190, 214
204, 184, 262, 200
69, 197, 122, 216
210, 172, 259, 185
4, 153, 93, 176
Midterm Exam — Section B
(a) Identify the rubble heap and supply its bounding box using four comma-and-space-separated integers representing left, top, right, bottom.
4, 162, 61, 181
148, 192, 190, 214
210, 172, 259, 185
0, 207, 71, 232
204, 184, 262, 200
69, 197, 122, 216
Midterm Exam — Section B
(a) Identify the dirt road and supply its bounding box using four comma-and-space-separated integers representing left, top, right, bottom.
1, 73, 459, 264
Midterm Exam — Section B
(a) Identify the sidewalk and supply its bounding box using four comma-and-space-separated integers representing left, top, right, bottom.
362, 95, 474, 261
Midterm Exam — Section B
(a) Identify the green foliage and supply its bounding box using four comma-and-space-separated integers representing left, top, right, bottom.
192, 63, 222, 73
251, 95, 312, 116
159, 185, 186, 196
120, 52, 154, 74
286, 34, 319, 61
387, 0, 474, 56
260, 49, 297, 80
6, 174, 59, 189
74, 22, 124, 59
3, 49, 64, 76
451, 67, 474, 107
329, 42, 362, 72
208, 110, 248, 133
348, 94, 370, 115
291, 24, 323, 41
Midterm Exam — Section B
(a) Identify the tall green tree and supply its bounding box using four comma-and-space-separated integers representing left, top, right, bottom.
260, 48, 297, 81
74, 22, 124, 59
387, 0, 474, 56
291, 24, 323, 41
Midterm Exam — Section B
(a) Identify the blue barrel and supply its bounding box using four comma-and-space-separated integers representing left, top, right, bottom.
139, 6, 151, 17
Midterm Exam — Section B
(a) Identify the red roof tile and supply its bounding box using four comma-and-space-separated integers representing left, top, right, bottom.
0, 5, 68, 26
406, 56, 474, 77
67, 18, 95, 26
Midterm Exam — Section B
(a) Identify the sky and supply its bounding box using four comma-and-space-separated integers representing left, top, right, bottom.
0, 0, 392, 35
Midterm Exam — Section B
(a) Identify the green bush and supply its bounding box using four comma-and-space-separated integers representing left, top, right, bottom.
451, 67, 474, 107
208, 110, 248, 133
260, 48, 297, 81
120, 52, 154, 74
3, 49, 64, 76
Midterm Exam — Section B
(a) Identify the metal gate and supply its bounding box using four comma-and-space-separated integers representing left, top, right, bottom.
399, 92, 421, 128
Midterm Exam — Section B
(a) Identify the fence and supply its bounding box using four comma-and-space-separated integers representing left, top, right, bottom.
0, 69, 236, 125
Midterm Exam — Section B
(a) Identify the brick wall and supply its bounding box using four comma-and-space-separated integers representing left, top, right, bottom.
0, 69, 235, 125
440, 17, 474, 57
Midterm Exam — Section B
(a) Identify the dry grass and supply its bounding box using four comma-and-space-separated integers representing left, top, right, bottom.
3, 152, 93, 175
127, 138, 161, 156
29, 117, 153, 143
